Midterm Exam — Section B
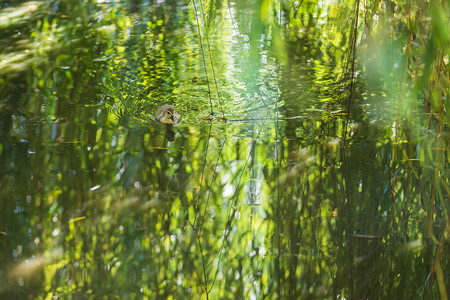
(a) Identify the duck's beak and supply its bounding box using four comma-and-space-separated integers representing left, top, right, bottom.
170, 115, 177, 123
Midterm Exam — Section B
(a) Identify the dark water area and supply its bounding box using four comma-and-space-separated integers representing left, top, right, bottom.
0, 0, 448, 299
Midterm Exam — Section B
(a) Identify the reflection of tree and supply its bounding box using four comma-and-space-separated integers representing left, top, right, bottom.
0, 0, 448, 299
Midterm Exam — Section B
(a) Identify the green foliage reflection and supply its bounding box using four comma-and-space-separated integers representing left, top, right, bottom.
0, 0, 448, 299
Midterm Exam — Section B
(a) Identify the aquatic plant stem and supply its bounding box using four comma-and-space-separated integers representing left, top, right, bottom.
192, 122, 212, 228
198, 0, 225, 118
198, 138, 227, 235
209, 135, 260, 294
347, 0, 360, 120
226, 0, 249, 67
275, 5, 282, 298
432, 224, 449, 300
192, 0, 214, 115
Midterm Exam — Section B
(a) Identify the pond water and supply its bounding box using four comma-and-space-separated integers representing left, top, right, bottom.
1, 0, 448, 299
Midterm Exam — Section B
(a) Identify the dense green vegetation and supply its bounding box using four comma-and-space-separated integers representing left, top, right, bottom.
0, 0, 448, 299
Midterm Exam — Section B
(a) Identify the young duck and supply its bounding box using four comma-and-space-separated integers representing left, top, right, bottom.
155, 104, 179, 125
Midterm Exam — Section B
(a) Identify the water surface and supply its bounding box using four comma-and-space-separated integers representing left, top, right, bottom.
0, 0, 448, 299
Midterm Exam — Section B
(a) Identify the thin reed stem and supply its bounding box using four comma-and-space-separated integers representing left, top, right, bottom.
192, 0, 214, 114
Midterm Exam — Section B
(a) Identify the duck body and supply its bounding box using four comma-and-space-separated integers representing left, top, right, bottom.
155, 104, 179, 125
